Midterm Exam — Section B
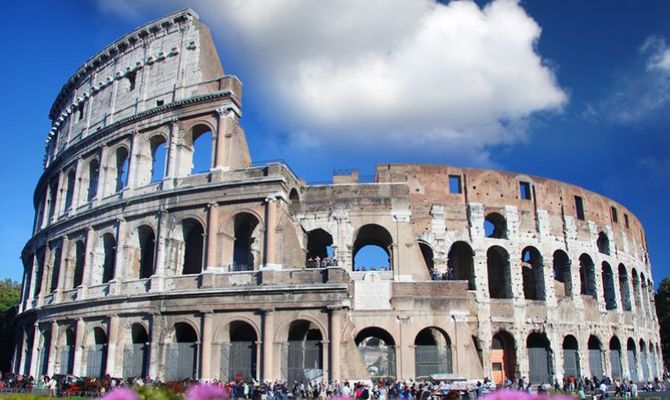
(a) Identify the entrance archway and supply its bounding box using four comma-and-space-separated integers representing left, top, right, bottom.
588, 335, 603, 378
355, 327, 397, 379
491, 331, 516, 385
414, 327, 452, 377
224, 321, 258, 381
284, 320, 324, 382
123, 323, 149, 379
562, 335, 580, 379
527, 332, 552, 384
166, 323, 198, 381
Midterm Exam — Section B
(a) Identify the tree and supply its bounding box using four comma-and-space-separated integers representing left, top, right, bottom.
0, 279, 20, 372
655, 277, 670, 369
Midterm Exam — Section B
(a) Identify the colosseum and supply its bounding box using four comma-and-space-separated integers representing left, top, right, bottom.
13, 9, 662, 386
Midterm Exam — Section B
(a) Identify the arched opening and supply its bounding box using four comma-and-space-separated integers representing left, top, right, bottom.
579, 254, 596, 297
138, 225, 155, 279
527, 332, 552, 384
522, 247, 545, 301
115, 147, 130, 192
414, 327, 452, 377
609, 336, 623, 380
50, 246, 62, 293
632, 269, 641, 311
150, 135, 167, 183
562, 335, 580, 379
34, 250, 45, 297
588, 335, 603, 378
491, 331, 516, 385
619, 264, 632, 311
224, 321, 258, 381
627, 338, 638, 382
64, 169, 76, 210
182, 219, 204, 275
597, 232, 610, 255
602, 262, 617, 310
448, 241, 475, 290
484, 212, 507, 239
123, 323, 149, 379
353, 224, 393, 271
86, 159, 99, 202
232, 213, 261, 272
640, 339, 649, 381
418, 241, 434, 273
552, 250, 572, 298
650, 342, 659, 379
23, 327, 34, 376
73, 240, 85, 288
59, 327, 75, 375
355, 327, 396, 379
38, 329, 52, 377
305, 228, 334, 268
289, 189, 300, 213
166, 322, 198, 381
487, 246, 511, 299
86, 327, 108, 378
190, 125, 213, 175
285, 320, 324, 382
641, 274, 649, 315
101, 233, 116, 284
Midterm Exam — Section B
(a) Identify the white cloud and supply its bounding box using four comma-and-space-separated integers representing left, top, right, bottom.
99, 0, 567, 162
643, 36, 670, 72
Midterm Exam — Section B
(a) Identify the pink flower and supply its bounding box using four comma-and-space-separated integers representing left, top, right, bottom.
483, 391, 574, 400
101, 387, 138, 400
186, 383, 228, 400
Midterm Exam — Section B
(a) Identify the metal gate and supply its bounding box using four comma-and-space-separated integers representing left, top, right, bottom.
589, 349, 603, 377
610, 349, 622, 379
221, 342, 256, 381
528, 347, 551, 384
415, 345, 452, 377
60, 345, 74, 374
122, 343, 148, 378
563, 349, 579, 378
166, 343, 197, 381
86, 344, 107, 377
357, 344, 397, 379
627, 350, 638, 382
282, 341, 323, 383
38, 345, 49, 377
641, 351, 649, 381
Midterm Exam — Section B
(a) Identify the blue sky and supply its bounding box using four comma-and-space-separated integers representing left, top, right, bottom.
1, 1, 669, 285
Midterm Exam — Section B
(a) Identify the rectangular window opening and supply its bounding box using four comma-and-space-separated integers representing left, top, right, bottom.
156, 99, 164, 107
449, 175, 462, 194
128, 72, 136, 91
519, 181, 531, 200
77, 103, 85, 121
575, 195, 585, 221
624, 213, 630, 229
611, 206, 618, 223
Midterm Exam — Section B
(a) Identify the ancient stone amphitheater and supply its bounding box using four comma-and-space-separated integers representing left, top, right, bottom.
14, 9, 661, 385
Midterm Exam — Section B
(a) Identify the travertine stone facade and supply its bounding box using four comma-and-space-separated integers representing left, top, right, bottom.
15, 9, 661, 384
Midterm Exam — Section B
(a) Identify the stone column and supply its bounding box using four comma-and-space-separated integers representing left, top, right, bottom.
47, 321, 59, 376
28, 251, 39, 309
71, 157, 83, 211
97, 144, 109, 201
214, 107, 236, 169
18, 328, 28, 374
205, 203, 220, 272
328, 307, 343, 382
106, 315, 120, 376
74, 319, 86, 376
81, 227, 95, 298
163, 120, 179, 188
29, 324, 40, 377
151, 210, 168, 292
200, 312, 214, 380
125, 132, 140, 193
264, 197, 278, 269
148, 314, 161, 379
111, 218, 126, 294
55, 237, 69, 302
262, 309, 275, 381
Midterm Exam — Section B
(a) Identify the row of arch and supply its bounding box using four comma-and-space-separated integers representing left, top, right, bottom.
491, 330, 662, 384
18, 320, 457, 382
38, 123, 215, 231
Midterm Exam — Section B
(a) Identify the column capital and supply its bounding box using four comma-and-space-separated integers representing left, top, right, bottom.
216, 104, 241, 119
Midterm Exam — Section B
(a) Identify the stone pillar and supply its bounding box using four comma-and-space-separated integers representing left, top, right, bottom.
80, 227, 95, 298
264, 197, 278, 269
71, 157, 83, 211
214, 107, 236, 169
328, 307, 343, 382
205, 203, 220, 272
126, 133, 140, 193
262, 309, 275, 381
163, 120, 179, 187
47, 321, 59, 376
111, 219, 126, 294
55, 237, 69, 302
74, 319, 86, 376
97, 144, 109, 200
451, 311, 469, 377
106, 315, 120, 376
148, 314, 161, 379
151, 210, 167, 292
18, 328, 28, 375
201, 312, 214, 380
28, 251, 39, 308
29, 324, 40, 377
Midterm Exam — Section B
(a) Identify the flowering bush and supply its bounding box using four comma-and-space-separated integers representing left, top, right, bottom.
483, 391, 575, 400
185, 383, 228, 400
101, 387, 138, 400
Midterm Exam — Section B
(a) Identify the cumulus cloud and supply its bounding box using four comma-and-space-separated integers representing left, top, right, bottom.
99, 0, 566, 162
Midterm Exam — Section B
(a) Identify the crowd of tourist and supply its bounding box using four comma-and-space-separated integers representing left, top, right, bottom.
431, 268, 455, 281
2, 370, 670, 398
305, 256, 339, 269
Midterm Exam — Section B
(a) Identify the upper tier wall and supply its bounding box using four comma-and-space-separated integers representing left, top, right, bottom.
44, 9, 226, 167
